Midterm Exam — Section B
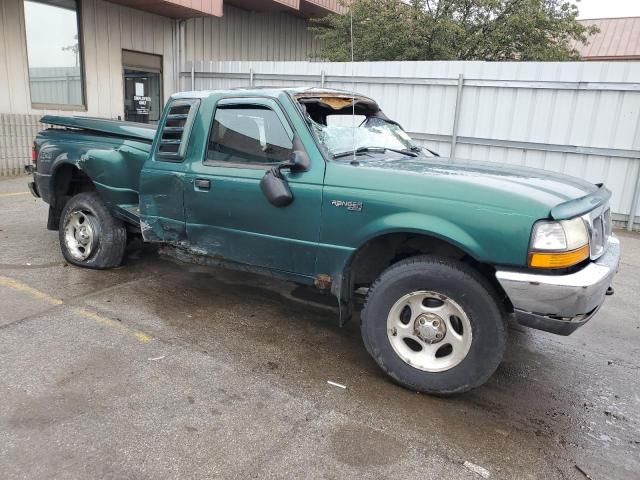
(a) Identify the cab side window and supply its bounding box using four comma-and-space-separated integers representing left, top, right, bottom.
207, 104, 293, 165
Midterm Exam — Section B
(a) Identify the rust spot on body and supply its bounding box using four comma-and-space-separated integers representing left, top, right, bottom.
314, 274, 332, 290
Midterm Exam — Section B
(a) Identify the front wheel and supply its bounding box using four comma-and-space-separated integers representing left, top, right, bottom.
59, 192, 127, 269
361, 255, 507, 395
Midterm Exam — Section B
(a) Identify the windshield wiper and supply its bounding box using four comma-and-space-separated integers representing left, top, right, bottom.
333, 147, 418, 159
410, 145, 440, 157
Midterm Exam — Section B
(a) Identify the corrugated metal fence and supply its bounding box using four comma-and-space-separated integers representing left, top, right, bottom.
29, 67, 83, 106
3, 60, 639, 230
181, 60, 640, 230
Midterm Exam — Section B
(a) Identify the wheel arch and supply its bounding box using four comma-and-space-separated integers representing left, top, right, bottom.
335, 227, 512, 321
359, 253, 509, 394
47, 160, 97, 230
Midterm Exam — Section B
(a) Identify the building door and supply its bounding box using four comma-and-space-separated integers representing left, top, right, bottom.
122, 50, 162, 124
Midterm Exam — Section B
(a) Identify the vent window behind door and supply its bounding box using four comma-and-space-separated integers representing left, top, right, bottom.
156, 99, 200, 161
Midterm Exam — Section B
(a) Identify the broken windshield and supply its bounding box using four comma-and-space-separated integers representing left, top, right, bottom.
312, 117, 423, 158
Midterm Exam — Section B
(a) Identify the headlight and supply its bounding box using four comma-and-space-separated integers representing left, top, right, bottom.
529, 218, 589, 269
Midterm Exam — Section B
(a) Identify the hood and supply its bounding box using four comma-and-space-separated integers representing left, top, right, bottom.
329, 155, 608, 219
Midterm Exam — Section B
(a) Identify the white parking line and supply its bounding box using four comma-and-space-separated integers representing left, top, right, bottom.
0, 192, 29, 198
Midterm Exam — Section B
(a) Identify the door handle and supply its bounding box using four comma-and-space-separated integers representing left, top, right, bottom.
194, 178, 211, 191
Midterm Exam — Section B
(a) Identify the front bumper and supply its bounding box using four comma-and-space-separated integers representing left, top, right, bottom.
496, 236, 620, 335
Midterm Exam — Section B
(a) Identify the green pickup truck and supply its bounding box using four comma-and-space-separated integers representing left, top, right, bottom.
27, 87, 620, 394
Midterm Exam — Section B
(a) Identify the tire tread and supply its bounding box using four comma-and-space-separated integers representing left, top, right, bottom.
58, 192, 127, 269
361, 255, 507, 395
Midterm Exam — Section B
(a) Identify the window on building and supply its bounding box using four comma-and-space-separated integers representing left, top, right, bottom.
207, 105, 293, 165
23, 0, 85, 108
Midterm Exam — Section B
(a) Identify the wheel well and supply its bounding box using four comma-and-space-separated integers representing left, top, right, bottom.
343, 232, 512, 312
47, 164, 96, 230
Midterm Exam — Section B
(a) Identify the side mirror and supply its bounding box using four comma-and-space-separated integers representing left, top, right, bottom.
259, 135, 310, 207
260, 167, 293, 207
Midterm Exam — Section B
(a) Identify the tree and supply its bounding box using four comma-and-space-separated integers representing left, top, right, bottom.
62, 35, 80, 67
310, 0, 598, 61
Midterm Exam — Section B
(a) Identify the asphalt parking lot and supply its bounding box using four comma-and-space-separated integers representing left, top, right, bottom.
1, 175, 639, 480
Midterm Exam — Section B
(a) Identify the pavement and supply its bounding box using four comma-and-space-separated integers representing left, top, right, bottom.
0, 175, 638, 480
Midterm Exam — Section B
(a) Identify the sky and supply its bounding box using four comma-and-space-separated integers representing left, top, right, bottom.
574, 0, 640, 19
24, 1, 79, 69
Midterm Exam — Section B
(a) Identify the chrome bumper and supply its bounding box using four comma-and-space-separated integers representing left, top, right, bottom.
496, 236, 620, 335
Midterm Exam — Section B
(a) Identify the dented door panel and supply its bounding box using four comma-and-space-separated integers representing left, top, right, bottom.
184, 166, 323, 275
182, 94, 325, 276
138, 97, 206, 244
139, 168, 187, 243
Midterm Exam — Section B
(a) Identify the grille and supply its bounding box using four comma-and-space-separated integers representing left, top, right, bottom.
585, 205, 611, 259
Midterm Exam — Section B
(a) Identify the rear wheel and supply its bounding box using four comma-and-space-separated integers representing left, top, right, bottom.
361, 255, 507, 395
59, 192, 127, 269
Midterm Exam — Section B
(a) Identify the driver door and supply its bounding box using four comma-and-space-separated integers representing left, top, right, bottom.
183, 97, 325, 277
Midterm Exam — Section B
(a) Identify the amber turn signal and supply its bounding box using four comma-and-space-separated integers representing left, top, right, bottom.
528, 244, 589, 269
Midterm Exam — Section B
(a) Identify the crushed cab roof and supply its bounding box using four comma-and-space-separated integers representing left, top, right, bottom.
172, 87, 377, 105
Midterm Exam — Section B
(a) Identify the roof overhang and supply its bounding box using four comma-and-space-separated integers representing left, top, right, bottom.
105, 0, 344, 19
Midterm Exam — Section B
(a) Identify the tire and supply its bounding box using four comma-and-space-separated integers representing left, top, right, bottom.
361, 255, 507, 395
58, 192, 127, 269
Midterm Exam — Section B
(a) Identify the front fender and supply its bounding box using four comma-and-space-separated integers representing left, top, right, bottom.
354, 212, 488, 261
317, 211, 494, 283
317, 212, 493, 326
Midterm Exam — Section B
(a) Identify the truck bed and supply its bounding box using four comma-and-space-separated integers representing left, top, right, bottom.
33, 116, 155, 229
41, 116, 156, 143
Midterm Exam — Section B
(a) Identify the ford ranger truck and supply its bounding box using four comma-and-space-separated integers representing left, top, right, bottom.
26, 88, 620, 395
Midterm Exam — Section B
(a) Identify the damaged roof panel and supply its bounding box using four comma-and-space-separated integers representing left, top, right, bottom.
293, 90, 381, 113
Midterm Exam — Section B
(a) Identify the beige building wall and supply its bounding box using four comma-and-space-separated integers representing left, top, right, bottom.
181, 5, 319, 64
0, 0, 319, 175
0, 0, 176, 118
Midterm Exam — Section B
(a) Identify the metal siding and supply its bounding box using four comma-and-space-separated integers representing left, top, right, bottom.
0, 0, 31, 114
304, 0, 342, 11
183, 60, 640, 227
181, 4, 319, 64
